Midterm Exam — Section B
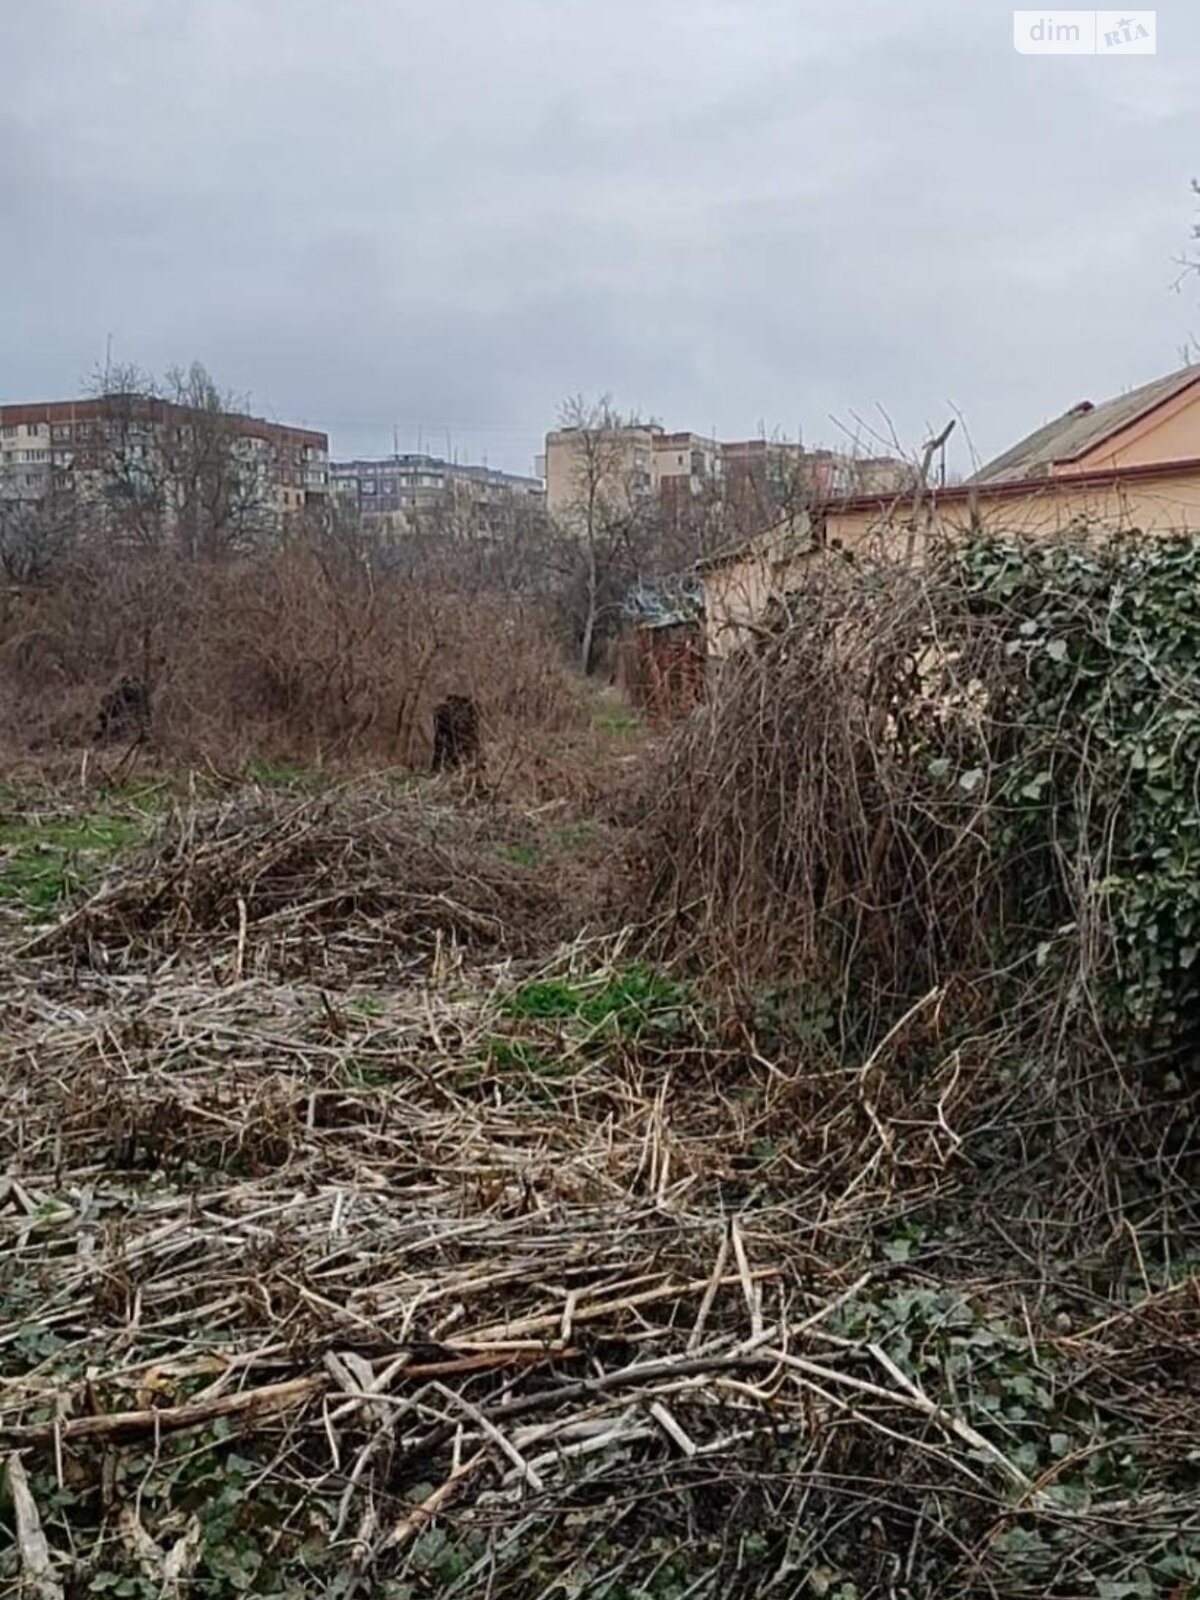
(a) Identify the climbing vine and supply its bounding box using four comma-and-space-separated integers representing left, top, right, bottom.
954, 529, 1200, 1053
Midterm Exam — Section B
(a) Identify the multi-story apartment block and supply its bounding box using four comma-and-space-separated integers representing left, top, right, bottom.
543, 424, 663, 522
653, 431, 723, 527
0, 397, 328, 534
544, 418, 912, 537
719, 439, 831, 533
330, 453, 544, 533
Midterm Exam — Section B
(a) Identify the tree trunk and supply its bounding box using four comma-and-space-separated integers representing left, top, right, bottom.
580, 536, 598, 674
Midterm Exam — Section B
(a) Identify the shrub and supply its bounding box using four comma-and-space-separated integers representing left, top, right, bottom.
639, 530, 1200, 1067
0, 535, 588, 774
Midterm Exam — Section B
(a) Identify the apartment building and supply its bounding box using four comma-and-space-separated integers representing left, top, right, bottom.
331, 453, 544, 532
652, 431, 723, 528
544, 418, 911, 535
0, 397, 328, 535
542, 423, 663, 522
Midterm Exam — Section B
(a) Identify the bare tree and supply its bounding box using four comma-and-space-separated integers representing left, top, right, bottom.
162, 362, 277, 558
0, 494, 79, 584
88, 361, 276, 558
554, 394, 659, 673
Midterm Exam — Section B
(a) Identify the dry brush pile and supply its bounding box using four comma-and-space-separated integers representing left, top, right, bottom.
0, 785, 1056, 1600
19, 788, 601, 982
638, 535, 1200, 1240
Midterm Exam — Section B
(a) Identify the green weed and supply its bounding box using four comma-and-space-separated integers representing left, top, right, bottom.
554, 820, 597, 851
501, 963, 687, 1036
594, 708, 643, 736
245, 760, 323, 792
347, 996, 385, 1018
485, 1036, 559, 1075
338, 1057, 393, 1089
499, 841, 541, 868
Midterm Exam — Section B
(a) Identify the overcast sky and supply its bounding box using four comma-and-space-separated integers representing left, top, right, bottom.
4, 1, 1199, 476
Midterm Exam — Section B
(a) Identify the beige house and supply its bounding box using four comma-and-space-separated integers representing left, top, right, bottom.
701, 364, 1200, 657
699, 515, 814, 658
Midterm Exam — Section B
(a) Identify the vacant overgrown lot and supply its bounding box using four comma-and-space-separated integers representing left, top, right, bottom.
3, 533, 1200, 1600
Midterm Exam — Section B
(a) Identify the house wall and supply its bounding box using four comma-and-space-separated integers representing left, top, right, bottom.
823, 466, 1200, 552
1072, 385, 1200, 472
706, 466, 1200, 660
702, 517, 812, 658
705, 377, 1200, 660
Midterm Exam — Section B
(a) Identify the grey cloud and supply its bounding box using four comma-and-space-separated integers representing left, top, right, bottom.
3, 0, 1200, 477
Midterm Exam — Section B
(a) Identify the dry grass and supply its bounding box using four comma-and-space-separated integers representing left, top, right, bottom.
634, 557, 1000, 1020
2, 580, 1199, 1596
0, 542, 593, 783
4, 914, 1197, 1596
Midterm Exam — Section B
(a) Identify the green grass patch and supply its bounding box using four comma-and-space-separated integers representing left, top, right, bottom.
337, 1057, 394, 1089
501, 963, 688, 1036
553, 820, 597, 851
499, 841, 542, 869
594, 708, 644, 736
346, 996, 385, 1018
245, 760, 325, 793
0, 812, 147, 916
485, 1036, 560, 1075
